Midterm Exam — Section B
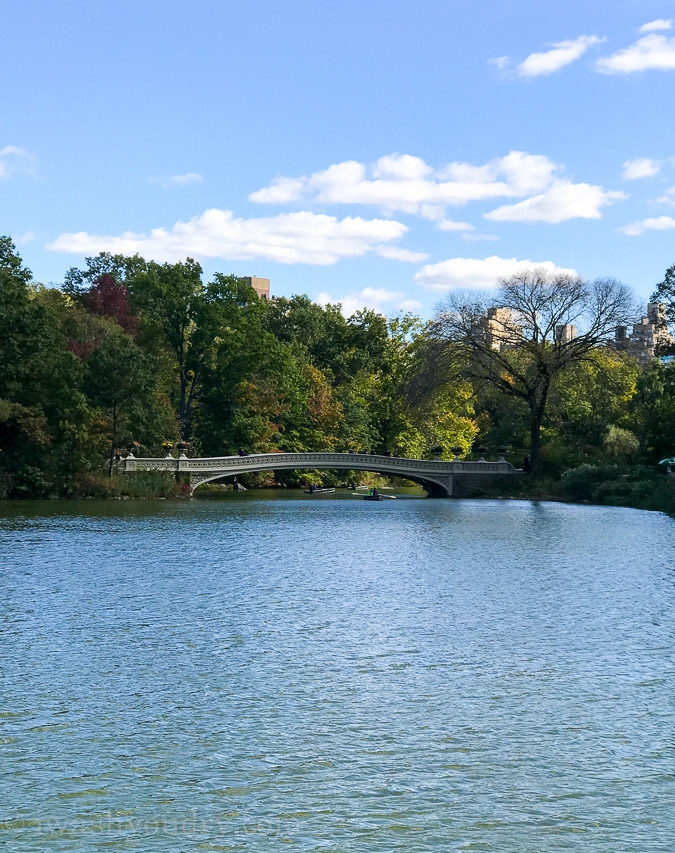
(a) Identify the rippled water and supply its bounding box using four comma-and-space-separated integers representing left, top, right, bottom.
1, 495, 673, 851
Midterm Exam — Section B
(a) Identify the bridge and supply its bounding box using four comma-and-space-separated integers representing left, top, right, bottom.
122, 451, 522, 497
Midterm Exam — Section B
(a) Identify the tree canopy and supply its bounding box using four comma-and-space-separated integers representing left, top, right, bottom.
0, 239, 671, 497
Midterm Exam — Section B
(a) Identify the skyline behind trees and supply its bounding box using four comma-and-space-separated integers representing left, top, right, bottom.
0, 235, 673, 498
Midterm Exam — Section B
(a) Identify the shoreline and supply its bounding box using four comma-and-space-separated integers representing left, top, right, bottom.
1, 488, 673, 518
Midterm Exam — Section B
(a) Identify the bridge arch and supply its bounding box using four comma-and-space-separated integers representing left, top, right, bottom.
189, 467, 450, 497
122, 451, 521, 498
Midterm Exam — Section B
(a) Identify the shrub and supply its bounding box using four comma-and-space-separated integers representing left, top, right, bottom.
560, 464, 622, 500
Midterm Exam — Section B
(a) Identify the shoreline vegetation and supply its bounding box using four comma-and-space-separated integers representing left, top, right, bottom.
9, 465, 673, 517
1, 238, 674, 513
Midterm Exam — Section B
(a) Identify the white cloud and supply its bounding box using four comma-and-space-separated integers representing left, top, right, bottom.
462, 232, 499, 242
250, 151, 621, 225
16, 231, 36, 244
250, 151, 560, 219
415, 256, 578, 291
655, 186, 675, 205
151, 172, 204, 188
517, 35, 604, 78
0, 145, 36, 179
640, 19, 672, 33
375, 246, 429, 262
596, 33, 675, 73
372, 153, 432, 180
166, 172, 203, 187
485, 180, 626, 223
399, 299, 424, 312
317, 286, 421, 317
437, 219, 474, 232
489, 56, 510, 70
620, 215, 675, 236
46, 209, 408, 266
622, 157, 660, 179
249, 176, 306, 203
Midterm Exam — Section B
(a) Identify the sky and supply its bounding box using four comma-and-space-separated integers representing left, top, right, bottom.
3, 0, 675, 317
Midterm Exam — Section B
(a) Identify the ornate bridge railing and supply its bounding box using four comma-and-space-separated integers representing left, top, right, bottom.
122, 451, 521, 497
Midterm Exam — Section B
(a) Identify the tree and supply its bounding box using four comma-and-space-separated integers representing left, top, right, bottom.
63, 252, 147, 294
631, 360, 675, 462
651, 263, 675, 328
544, 348, 639, 467
431, 270, 634, 472
130, 258, 211, 440
0, 236, 35, 394
81, 273, 137, 332
84, 331, 151, 476
0, 240, 97, 495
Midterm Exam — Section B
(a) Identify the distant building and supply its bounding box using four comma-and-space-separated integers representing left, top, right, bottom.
614, 302, 673, 365
555, 324, 577, 344
480, 307, 523, 350
243, 276, 270, 300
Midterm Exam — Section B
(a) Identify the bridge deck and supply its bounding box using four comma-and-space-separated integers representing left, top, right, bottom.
122, 451, 521, 497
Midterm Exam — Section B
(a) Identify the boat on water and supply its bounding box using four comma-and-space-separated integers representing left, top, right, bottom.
363, 493, 397, 501
304, 487, 335, 494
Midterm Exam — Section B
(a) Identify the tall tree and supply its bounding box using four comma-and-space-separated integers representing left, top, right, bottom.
651, 263, 675, 326
84, 331, 151, 476
0, 239, 95, 495
431, 271, 634, 471
130, 258, 209, 440
631, 360, 675, 462
63, 252, 147, 294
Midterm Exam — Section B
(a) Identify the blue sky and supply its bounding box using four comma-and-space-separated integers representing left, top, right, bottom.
3, 0, 675, 316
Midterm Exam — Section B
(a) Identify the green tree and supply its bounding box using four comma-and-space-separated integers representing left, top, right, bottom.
130, 258, 212, 439
0, 240, 97, 495
63, 251, 147, 294
432, 271, 634, 472
631, 360, 675, 461
84, 331, 152, 476
544, 348, 639, 468
651, 263, 675, 328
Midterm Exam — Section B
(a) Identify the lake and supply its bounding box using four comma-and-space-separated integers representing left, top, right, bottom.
1, 495, 673, 851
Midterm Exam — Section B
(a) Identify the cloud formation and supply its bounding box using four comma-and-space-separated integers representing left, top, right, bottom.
655, 186, 675, 205
251, 151, 619, 224
415, 256, 577, 291
517, 35, 604, 77
596, 32, 675, 73
437, 219, 474, 232
640, 19, 672, 34
620, 215, 675, 236
622, 157, 660, 179
485, 181, 625, 223
47, 209, 409, 266
0, 145, 36, 179
375, 246, 429, 262
150, 172, 204, 188
165, 172, 203, 187
251, 151, 559, 218
317, 286, 422, 317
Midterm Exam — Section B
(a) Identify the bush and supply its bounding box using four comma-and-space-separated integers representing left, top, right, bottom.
604, 426, 639, 459
560, 463, 623, 500
73, 470, 181, 499
560, 463, 674, 514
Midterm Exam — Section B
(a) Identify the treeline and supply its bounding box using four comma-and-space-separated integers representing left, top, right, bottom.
0, 236, 673, 502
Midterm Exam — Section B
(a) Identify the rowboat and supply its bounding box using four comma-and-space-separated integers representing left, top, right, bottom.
363, 493, 396, 501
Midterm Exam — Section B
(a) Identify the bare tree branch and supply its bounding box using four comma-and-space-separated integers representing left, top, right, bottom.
428, 269, 636, 470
